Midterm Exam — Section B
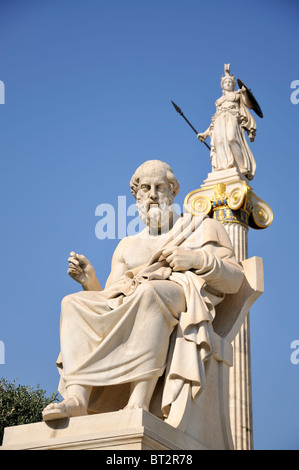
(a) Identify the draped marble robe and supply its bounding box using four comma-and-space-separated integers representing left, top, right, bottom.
56, 213, 244, 418
209, 91, 256, 180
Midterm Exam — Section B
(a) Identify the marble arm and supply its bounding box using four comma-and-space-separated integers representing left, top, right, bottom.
104, 238, 128, 289
197, 124, 212, 142
193, 243, 244, 294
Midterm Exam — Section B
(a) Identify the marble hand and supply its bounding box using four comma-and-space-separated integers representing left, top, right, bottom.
162, 247, 204, 272
197, 132, 208, 142
68, 251, 101, 291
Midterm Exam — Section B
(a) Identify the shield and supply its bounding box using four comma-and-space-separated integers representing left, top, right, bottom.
237, 78, 263, 118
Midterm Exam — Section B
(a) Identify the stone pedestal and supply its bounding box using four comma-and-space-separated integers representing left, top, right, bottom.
184, 168, 272, 450
1, 409, 207, 450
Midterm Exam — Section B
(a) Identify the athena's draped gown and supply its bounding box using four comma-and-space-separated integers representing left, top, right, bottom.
209, 91, 256, 180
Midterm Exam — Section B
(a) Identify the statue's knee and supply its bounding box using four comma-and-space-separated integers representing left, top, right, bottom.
137, 281, 157, 298
215, 136, 222, 147
227, 134, 237, 145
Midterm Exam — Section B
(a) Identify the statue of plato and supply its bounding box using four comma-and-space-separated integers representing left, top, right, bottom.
42, 160, 244, 421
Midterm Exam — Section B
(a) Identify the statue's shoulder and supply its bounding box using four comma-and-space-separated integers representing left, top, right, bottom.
123, 227, 148, 242
202, 216, 222, 230
201, 216, 233, 249
114, 229, 147, 252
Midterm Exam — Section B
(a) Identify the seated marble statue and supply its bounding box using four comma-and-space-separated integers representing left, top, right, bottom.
42, 160, 244, 422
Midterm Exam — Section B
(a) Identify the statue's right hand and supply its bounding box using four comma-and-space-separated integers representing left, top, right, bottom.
197, 133, 206, 142
68, 251, 96, 287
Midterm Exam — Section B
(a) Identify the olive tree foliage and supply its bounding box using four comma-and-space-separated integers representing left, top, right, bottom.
0, 378, 58, 444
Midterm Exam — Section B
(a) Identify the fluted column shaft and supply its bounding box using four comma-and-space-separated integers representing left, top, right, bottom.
223, 222, 253, 450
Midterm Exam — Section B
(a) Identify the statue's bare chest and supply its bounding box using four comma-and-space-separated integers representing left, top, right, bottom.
122, 237, 166, 270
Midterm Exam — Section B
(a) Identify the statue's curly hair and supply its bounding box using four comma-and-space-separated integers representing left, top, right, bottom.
130, 160, 180, 200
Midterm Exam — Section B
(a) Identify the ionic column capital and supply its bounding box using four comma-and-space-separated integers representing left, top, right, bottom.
184, 173, 273, 230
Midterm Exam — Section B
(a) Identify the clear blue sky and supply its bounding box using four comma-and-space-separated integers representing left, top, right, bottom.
0, 0, 298, 450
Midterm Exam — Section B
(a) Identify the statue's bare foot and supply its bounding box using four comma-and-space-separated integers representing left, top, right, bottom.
122, 402, 149, 412
122, 403, 141, 410
42, 396, 87, 421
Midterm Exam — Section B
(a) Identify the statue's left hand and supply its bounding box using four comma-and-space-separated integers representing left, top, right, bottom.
237, 86, 246, 94
162, 247, 204, 272
248, 130, 256, 142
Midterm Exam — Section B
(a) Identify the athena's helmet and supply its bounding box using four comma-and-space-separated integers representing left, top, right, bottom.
221, 64, 236, 90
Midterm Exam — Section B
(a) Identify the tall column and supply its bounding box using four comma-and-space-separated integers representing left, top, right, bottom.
222, 220, 252, 449
184, 168, 273, 450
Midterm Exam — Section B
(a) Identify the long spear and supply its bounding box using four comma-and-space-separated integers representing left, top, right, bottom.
171, 100, 211, 151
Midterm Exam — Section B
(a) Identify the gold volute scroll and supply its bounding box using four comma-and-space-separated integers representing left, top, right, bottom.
184, 189, 212, 217
191, 196, 212, 216
249, 192, 273, 229
228, 183, 248, 210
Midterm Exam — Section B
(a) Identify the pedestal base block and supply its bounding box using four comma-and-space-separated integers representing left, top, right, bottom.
1, 409, 207, 450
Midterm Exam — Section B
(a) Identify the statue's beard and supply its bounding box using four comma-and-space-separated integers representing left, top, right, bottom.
137, 201, 173, 231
